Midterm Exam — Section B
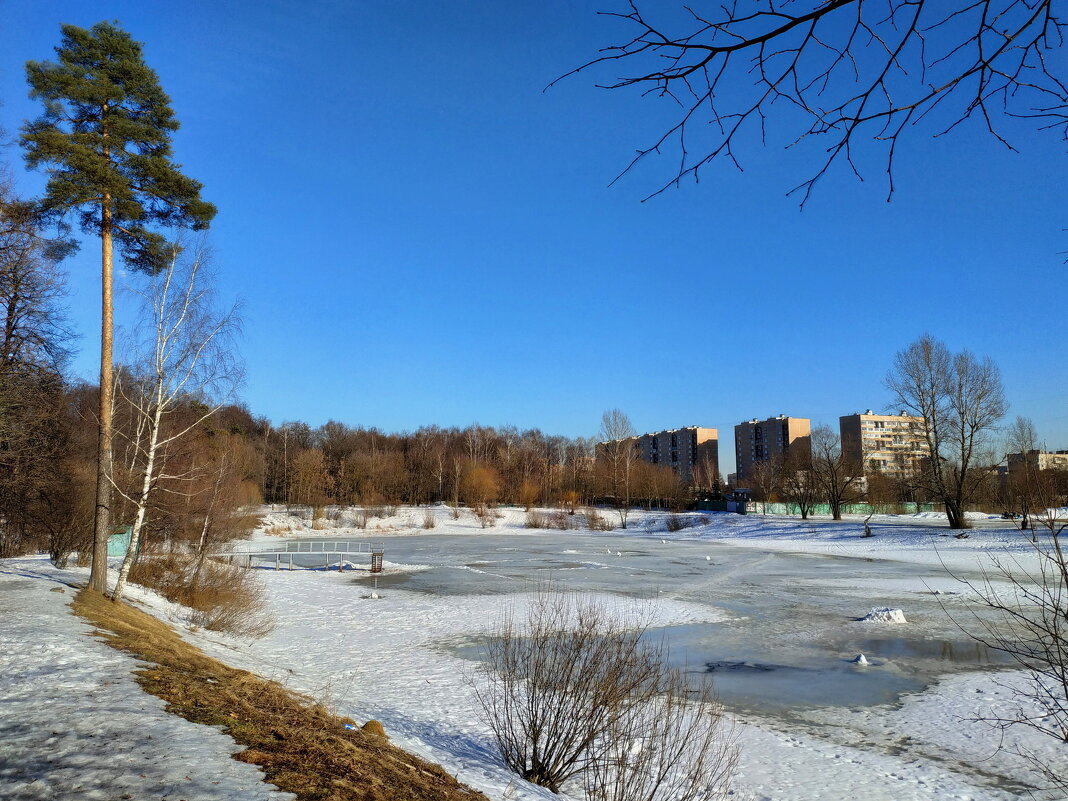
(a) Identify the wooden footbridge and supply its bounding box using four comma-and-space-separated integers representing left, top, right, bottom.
212, 540, 385, 573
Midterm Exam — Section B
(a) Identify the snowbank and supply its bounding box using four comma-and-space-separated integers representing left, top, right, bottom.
859, 607, 908, 624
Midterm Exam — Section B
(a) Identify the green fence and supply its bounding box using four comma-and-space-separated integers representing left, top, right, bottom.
750, 502, 939, 516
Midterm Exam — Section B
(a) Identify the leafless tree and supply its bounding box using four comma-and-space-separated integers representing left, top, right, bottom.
746, 454, 783, 514
556, 1, 1067, 205
810, 424, 864, 520
0, 174, 81, 559
598, 408, 640, 528
886, 334, 1007, 529
1005, 415, 1043, 531
949, 513, 1068, 795
472, 586, 736, 796
781, 451, 819, 519
111, 239, 240, 602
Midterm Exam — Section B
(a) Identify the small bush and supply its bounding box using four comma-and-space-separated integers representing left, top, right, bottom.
547, 511, 572, 530
584, 507, 613, 531
474, 505, 502, 529
450, 505, 461, 520
665, 514, 689, 532
353, 508, 369, 529
422, 508, 437, 529
526, 510, 548, 529
473, 587, 736, 797
129, 553, 274, 638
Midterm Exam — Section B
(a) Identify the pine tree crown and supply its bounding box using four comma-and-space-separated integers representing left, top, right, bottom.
22, 21, 216, 273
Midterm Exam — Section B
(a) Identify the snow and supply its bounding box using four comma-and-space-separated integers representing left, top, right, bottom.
4, 505, 1065, 801
0, 562, 292, 801
859, 607, 908, 624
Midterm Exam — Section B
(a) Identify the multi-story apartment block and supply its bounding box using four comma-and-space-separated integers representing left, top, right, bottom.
599, 426, 719, 485
839, 410, 929, 478
636, 427, 719, 484
1006, 449, 1068, 479
734, 415, 810, 481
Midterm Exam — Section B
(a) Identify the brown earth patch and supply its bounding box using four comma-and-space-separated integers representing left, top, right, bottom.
73, 589, 488, 801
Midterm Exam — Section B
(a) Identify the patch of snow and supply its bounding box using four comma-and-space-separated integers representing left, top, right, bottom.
860, 607, 908, 624
0, 560, 291, 801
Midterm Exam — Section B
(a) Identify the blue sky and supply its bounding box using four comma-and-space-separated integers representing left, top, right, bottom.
1, 0, 1065, 474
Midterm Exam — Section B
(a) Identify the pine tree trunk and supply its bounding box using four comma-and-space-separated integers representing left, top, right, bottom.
89, 193, 114, 594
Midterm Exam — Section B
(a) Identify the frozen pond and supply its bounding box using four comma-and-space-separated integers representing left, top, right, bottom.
287, 532, 1013, 717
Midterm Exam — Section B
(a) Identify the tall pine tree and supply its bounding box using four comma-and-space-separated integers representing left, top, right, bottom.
23, 22, 216, 593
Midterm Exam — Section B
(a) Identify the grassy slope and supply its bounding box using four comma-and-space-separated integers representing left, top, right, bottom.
73, 589, 488, 801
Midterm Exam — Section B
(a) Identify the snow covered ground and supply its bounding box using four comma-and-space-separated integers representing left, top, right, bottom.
0, 561, 292, 801
2, 506, 1063, 800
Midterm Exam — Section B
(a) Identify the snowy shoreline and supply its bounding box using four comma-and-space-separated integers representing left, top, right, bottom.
3, 506, 1063, 801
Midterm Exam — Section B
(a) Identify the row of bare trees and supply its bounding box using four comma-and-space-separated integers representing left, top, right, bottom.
0, 173, 87, 561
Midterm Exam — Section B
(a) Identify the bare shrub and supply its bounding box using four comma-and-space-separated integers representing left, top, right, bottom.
547, 511, 572, 531
474, 505, 501, 529
265, 523, 291, 536
585, 507, 613, 531
472, 588, 735, 796
950, 521, 1068, 795
422, 508, 437, 529
450, 505, 461, 520
366, 505, 385, 520
526, 510, 548, 529
665, 514, 688, 532
584, 668, 737, 801
129, 552, 274, 638
353, 508, 369, 529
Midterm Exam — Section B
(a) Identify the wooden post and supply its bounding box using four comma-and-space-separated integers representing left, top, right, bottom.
275, 554, 279, 571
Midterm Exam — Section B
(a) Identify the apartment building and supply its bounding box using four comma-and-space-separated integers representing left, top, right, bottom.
734, 415, 810, 481
839, 410, 928, 478
599, 426, 719, 485
1006, 449, 1068, 478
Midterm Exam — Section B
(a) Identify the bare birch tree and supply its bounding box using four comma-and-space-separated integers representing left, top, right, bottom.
1005, 416, 1043, 531
111, 239, 240, 602
598, 409, 639, 528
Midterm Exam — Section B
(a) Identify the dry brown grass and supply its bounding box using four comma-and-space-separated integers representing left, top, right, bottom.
129, 553, 274, 638
234, 513, 265, 532
73, 589, 489, 801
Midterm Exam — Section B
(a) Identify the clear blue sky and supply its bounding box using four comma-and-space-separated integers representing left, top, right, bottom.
2, 0, 1065, 474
